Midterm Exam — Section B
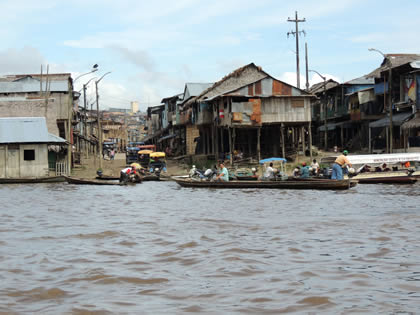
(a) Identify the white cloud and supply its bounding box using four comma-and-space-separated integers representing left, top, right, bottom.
0, 46, 46, 74
279, 71, 341, 88
109, 46, 155, 71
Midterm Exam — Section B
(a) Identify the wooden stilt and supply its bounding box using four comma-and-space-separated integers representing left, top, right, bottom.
281, 124, 286, 159
228, 127, 232, 165
301, 126, 305, 156
257, 127, 261, 162
308, 122, 313, 160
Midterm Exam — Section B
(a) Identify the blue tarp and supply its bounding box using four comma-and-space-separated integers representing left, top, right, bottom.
126, 147, 140, 151
259, 157, 287, 164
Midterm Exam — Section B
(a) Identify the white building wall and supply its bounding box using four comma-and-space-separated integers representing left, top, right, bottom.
0, 143, 48, 178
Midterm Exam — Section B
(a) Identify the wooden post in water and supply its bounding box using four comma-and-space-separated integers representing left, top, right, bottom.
220, 127, 224, 160
301, 126, 305, 156
308, 122, 312, 160
206, 126, 210, 155
232, 127, 236, 162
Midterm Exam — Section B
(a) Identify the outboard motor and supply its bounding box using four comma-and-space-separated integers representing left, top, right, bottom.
204, 168, 217, 181
154, 167, 161, 178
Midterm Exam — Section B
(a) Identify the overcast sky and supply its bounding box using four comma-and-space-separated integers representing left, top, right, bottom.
0, 0, 418, 111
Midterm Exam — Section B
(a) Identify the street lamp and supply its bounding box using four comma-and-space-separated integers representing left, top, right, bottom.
66, 64, 98, 173
73, 64, 99, 82
309, 69, 328, 151
369, 48, 393, 153
95, 72, 112, 169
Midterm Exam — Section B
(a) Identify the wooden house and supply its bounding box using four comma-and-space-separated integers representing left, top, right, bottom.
183, 63, 314, 162
0, 117, 67, 178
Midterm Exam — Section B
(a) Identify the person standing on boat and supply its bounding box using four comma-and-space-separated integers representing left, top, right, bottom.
331, 150, 352, 180
215, 162, 229, 181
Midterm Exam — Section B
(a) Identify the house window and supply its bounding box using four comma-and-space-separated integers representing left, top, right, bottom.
292, 99, 305, 108
24, 150, 35, 161
57, 121, 66, 139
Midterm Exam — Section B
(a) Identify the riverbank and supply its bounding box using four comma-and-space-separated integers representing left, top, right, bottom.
72, 153, 190, 178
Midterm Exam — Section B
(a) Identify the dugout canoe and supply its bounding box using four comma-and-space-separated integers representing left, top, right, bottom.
173, 178, 357, 190
0, 176, 65, 184
64, 176, 123, 185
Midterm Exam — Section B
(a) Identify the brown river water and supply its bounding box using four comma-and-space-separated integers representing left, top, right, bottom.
0, 181, 419, 314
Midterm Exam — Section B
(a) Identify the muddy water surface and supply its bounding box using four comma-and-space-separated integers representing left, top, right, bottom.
0, 182, 419, 314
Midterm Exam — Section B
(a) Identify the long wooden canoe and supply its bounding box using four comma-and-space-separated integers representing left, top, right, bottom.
0, 176, 65, 184
173, 178, 357, 190
345, 172, 417, 184
95, 176, 119, 180
64, 176, 123, 185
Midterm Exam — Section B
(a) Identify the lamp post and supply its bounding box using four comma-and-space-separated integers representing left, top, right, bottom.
369, 48, 393, 153
309, 69, 328, 151
95, 72, 112, 169
81, 77, 96, 158
68, 65, 98, 173
82, 77, 96, 137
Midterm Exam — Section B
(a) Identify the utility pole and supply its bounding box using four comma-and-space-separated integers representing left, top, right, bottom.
95, 81, 102, 169
368, 48, 393, 153
287, 11, 306, 89
305, 42, 309, 91
95, 71, 112, 169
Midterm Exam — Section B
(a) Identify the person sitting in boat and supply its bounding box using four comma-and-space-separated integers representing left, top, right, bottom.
360, 165, 371, 173
401, 161, 411, 169
292, 166, 301, 177
263, 162, 275, 180
331, 150, 352, 180
310, 159, 320, 175
120, 165, 139, 183
300, 162, 310, 178
382, 163, 391, 172
215, 162, 229, 182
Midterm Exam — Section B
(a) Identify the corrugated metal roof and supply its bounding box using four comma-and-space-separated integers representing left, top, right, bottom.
366, 54, 420, 78
0, 117, 66, 143
344, 75, 374, 85
185, 83, 213, 97
369, 112, 413, 128
0, 81, 69, 93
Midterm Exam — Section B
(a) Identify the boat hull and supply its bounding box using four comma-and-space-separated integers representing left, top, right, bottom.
0, 176, 65, 184
173, 178, 356, 190
64, 176, 123, 185
346, 172, 417, 184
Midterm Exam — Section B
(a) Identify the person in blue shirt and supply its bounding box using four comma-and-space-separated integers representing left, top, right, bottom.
300, 162, 310, 178
215, 162, 229, 181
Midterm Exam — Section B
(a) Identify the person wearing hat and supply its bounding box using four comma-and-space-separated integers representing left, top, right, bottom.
332, 150, 352, 180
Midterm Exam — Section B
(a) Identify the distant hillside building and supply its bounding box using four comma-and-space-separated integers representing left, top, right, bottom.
131, 101, 139, 113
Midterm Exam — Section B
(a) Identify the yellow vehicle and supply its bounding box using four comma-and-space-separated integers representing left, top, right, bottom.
138, 149, 154, 168
149, 152, 167, 175
150, 152, 166, 159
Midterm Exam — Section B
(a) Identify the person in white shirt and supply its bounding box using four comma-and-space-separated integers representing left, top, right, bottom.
263, 163, 275, 179
311, 159, 320, 175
